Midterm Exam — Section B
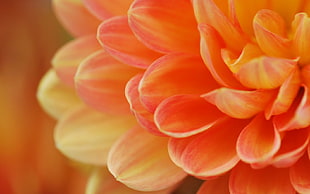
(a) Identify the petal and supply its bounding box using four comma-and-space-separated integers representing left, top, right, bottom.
193, 0, 247, 52
139, 54, 219, 113
272, 128, 309, 168
53, 0, 101, 37
55, 105, 136, 165
271, 0, 304, 24
83, 0, 132, 20
237, 114, 281, 164
128, 0, 200, 54
265, 69, 301, 119
229, 163, 295, 194
199, 24, 243, 88
253, 9, 292, 58
203, 88, 276, 119
154, 95, 228, 138
75, 50, 141, 115
37, 70, 83, 120
52, 35, 102, 87
302, 64, 310, 87
169, 119, 247, 178
235, 56, 297, 89
197, 175, 230, 194
107, 126, 187, 191
290, 153, 310, 193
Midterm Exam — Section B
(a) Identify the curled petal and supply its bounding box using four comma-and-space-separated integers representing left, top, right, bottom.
169, 119, 247, 178
237, 114, 281, 164
154, 95, 228, 138
52, 35, 101, 87
75, 50, 141, 115
37, 70, 83, 119
203, 88, 276, 119
128, 0, 200, 54
107, 126, 187, 191
139, 54, 219, 113
235, 56, 297, 89
271, 0, 303, 23
98, 16, 161, 69
197, 175, 230, 194
53, 0, 101, 37
230, 163, 295, 194
253, 9, 292, 57
290, 154, 310, 193
55, 106, 137, 165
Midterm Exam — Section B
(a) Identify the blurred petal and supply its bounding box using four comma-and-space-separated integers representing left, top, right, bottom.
237, 114, 281, 164
230, 163, 295, 194
272, 128, 309, 168
52, 35, 101, 87
253, 9, 292, 57
203, 88, 275, 119
97, 16, 161, 69
37, 70, 83, 119
55, 106, 136, 165
53, 0, 101, 37
290, 153, 310, 193
302, 64, 310, 87
75, 50, 141, 115
107, 126, 187, 191
128, 0, 200, 54
197, 175, 230, 194
235, 56, 297, 89
271, 0, 303, 25
139, 54, 219, 113
154, 95, 228, 138
169, 119, 247, 178
83, 0, 132, 20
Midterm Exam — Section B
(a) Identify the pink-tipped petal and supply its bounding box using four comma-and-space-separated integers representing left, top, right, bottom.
52, 35, 101, 87
139, 54, 219, 113
203, 88, 276, 119
83, 0, 132, 20
272, 128, 309, 168
75, 50, 141, 115
98, 16, 162, 69
235, 56, 297, 89
53, 0, 101, 37
199, 24, 243, 88
230, 163, 295, 194
154, 95, 228, 138
169, 119, 247, 178
107, 126, 187, 192
55, 106, 137, 165
197, 176, 230, 194
128, 0, 200, 54
290, 153, 310, 193
237, 114, 281, 164
253, 9, 292, 57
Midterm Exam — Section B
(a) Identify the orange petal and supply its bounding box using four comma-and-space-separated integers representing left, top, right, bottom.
55, 105, 137, 165
75, 50, 141, 115
169, 119, 247, 178
290, 153, 310, 193
199, 24, 243, 88
292, 13, 310, 65
272, 128, 309, 168
235, 56, 297, 89
265, 69, 301, 119
237, 114, 281, 164
273, 86, 310, 131
154, 95, 228, 138
139, 54, 219, 113
302, 64, 310, 87
203, 88, 276, 119
52, 35, 101, 87
230, 163, 295, 194
83, 0, 132, 20
197, 175, 230, 194
97, 16, 162, 69
37, 70, 83, 119
128, 0, 200, 54
253, 9, 292, 58
271, 0, 304, 24
53, 0, 101, 37
193, 0, 247, 52
107, 126, 187, 191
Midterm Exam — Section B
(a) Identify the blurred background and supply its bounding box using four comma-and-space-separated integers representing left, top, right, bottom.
0, 1, 87, 193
